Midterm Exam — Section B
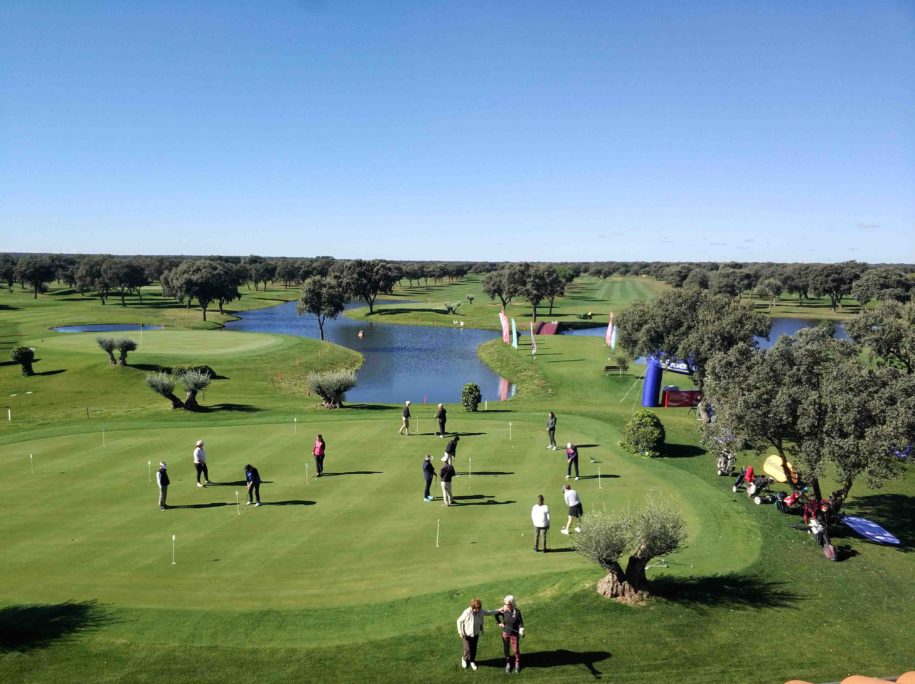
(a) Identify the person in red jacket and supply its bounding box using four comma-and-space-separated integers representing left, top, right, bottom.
312, 434, 326, 477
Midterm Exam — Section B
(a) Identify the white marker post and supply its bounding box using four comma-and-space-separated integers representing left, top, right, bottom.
29, 453, 34, 475
102, 429, 106, 448
484, 400, 488, 412
436, 519, 440, 548
598, 466, 602, 489
147, 460, 151, 484
6, 408, 10, 422
305, 463, 309, 486
294, 417, 297, 435
171, 534, 176, 565
509, 422, 512, 441
468, 457, 472, 484
235, 490, 241, 515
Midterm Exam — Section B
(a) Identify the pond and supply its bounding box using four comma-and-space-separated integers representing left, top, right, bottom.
225, 300, 514, 405
563, 317, 848, 349
53, 323, 164, 333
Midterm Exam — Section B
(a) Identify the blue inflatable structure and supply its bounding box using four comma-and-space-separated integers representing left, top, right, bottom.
642, 356, 662, 407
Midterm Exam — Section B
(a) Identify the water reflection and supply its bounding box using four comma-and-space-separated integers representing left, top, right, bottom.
226, 300, 514, 404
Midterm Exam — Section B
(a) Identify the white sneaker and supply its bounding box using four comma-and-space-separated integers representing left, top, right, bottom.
255, 502, 261, 507
470, 662, 478, 671
575, 477, 579, 481
196, 482, 203, 487
560, 528, 569, 535
575, 526, 581, 532
565, 475, 569, 480
461, 658, 467, 669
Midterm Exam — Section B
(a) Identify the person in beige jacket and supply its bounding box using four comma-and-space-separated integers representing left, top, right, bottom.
456, 597, 498, 671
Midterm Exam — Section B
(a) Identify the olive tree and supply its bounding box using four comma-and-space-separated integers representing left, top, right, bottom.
97, 337, 117, 365
145, 372, 185, 409
177, 369, 212, 410
11, 346, 35, 376
116, 339, 137, 366
574, 498, 686, 601
306, 369, 356, 408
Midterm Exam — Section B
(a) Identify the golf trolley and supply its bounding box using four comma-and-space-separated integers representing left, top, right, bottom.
716, 449, 736, 477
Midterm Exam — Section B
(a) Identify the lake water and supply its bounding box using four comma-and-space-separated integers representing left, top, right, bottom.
564, 317, 848, 349
226, 300, 514, 405
53, 324, 164, 333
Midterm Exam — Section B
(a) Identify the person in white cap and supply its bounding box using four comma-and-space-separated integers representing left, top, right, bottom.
494, 595, 525, 673
399, 400, 411, 435
193, 440, 209, 487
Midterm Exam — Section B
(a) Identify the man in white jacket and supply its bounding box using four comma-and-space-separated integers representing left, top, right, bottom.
531, 495, 551, 552
456, 598, 498, 671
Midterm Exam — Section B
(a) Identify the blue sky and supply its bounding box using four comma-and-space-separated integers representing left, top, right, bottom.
2, 1, 913, 263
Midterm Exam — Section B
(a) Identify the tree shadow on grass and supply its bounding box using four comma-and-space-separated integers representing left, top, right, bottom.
259, 500, 315, 506
843, 493, 914, 551
199, 403, 261, 413
34, 369, 66, 376
650, 573, 802, 610
462, 470, 513, 476
661, 444, 705, 458
0, 601, 111, 652
478, 650, 611, 677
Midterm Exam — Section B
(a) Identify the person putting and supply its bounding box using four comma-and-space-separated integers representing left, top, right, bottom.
546, 411, 557, 450
443, 434, 460, 466
565, 442, 580, 480
245, 464, 262, 507
561, 484, 583, 534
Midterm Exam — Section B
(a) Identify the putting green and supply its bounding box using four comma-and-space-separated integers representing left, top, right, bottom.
35, 330, 283, 357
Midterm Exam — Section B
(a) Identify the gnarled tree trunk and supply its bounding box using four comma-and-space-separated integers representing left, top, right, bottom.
595, 561, 647, 603
184, 389, 200, 410
166, 393, 184, 409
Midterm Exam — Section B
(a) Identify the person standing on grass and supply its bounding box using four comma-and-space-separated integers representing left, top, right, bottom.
157, 461, 170, 510
440, 459, 456, 506
193, 440, 209, 487
422, 454, 436, 502
435, 403, 447, 437
245, 464, 262, 507
561, 484, 583, 534
456, 598, 499, 671
443, 435, 460, 466
400, 400, 411, 435
531, 495, 551, 552
546, 411, 557, 450
495, 595, 525, 674
565, 442, 580, 481
312, 434, 326, 477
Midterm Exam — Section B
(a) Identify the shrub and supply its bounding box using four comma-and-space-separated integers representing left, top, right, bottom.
461, 383, 482, 412
613, 353, 630, 372
444, 302, 461, 314
171, 364, 216, 378
97, 337, 117, 365
307, 369, 357, 408
466, 294, 475, 304
620, 409, 666, 457
11, 346, 35, 376
115, 339, 137, 366
146, 372, 184, 409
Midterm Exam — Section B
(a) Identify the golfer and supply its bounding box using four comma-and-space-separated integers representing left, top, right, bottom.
440, 459, 456, 506
193, 440, 209, 487
443, 435, 460, 466
565, 442, 580, 480
495, 595, 525, 673
435, 403, 447, 437
422, 454, 436, 502
561, 484, 583, 534
399, 400, 411, 435
313, 434, 326, 477
531, 495, 550, 552
456, 598, 498, 671
245, 464, 262, 507
157, 461, 170, 510
546, 412, 557, 450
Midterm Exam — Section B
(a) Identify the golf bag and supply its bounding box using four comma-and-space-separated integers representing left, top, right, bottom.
716, 450, 736, 477
747, 476, 774, 503
775, 490, 802, 514
732, 466, 754, 493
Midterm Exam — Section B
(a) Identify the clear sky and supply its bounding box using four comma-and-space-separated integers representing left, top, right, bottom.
2, 1, 913, 263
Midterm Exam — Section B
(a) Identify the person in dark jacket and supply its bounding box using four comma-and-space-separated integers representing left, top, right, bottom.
399, 400, 411, 435
422, 454, 437, 502
443, 435, 460, 465
435, 403, 447, 437
565, 442, 580, 480
157, 461, 170, 510
495, 595, 525, 673
440, 460, 456, 506
546, 412, 557, 450
245, 464, 262, 506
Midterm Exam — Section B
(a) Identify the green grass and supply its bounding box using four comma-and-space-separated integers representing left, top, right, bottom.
1, 278, 912, 683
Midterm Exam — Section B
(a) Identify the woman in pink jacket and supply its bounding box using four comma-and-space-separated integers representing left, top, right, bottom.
312, 434, 326, 477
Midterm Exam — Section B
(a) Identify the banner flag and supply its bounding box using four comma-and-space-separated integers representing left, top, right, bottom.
610, 325, 617, 350
511, 318, 518, 349
605, 311, 615, 348
499, 309, 510, 344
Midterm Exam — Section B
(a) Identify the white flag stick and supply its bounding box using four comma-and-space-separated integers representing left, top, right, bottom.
305, 463, 309, 486
147, 460, 151, 483
294, 417, 297, 435
171, 534, 176, 565
598, 466, 602, 489
235, 490, 241, 515
436, 519, 440, 548
509, 422, 512, 440
29, 453, 34, 475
